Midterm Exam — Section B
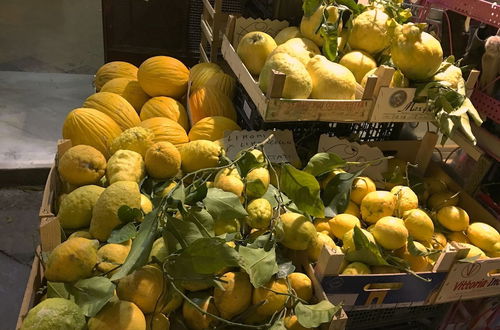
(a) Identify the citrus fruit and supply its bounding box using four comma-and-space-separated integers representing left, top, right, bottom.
179, 140, 222, 173
57, 185, 104, 230
306, 55, 357, 99
344, 200, 361, 218
402, 209, 434, 242
395, 241, 433, 272
214, 167, 244, 197
341, 262, 371, 275
320, 169, 346, 189
88, 300, 146, 330
348, 9, 391, 55
307, 232, 337, 262
342, 228, 376, 252
427, 191, 459, 210
214, 218, 241, 236
110, 126, 155, 158
237, 31, 277, 75
145, 313, 170, 330
371, 216, 409, 250
58, 145, 106, 186
350, 177, 376, 205
390, 185, 419, 216
360, 191, 397, 224
466, 222, 500, 252
437, 206, 469, 231
140, 194, 153, 215
252, 278, 288, 317
97, 243, 131, 276
446, 231, 470, 244
275, 26, 302, 45
339, 51, 377, 83
145, 141, 181, 179
300, 5, 339, 46
149, 237, 168, 263
182, 293, 219, 330
280, 212, 317, 250
284, 315, 310, 330
246, 198, 273, 229
21, 298, 86, 330
214, 272, 252, 320
431, 232, 448, 250
456, 243, 487, 259
188, 116, 240, 142
329, 213, 361, 239
106, 149, 145, 184
313, 218, 332, 236
246, 167, 270, 198
423, 177, 447, 195
287, 272, 313, 303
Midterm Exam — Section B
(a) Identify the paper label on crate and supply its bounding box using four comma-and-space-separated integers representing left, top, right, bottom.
371, 87, 434, 122
317, 136, 387, 182
221, 130, 300, 165
435, 258, 500, 303
233, 17, 288, 47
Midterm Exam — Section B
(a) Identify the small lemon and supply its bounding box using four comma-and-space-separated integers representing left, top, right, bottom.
313, 218, 332, 236
329, 214, 361, 240
246, 167, 270, 198
466, 222, 500, 252
145, 313, 170, 330
402, 209, 434, 242
307, 232, 337, 262
432, 232, 448, 250
252, 278, 288, 317
339, 51, 377, 83
287, 272, 313, 302
390, 186, 419, 217
446, 231, 470, 244
320, 169, 346, 190
246, 198, 273, 229
88, 300, 146, 330
427, 191, 459, 210
140, 194, 153, 215
342, 228, 376, 251
456, 243, 487, 259
179, 140, 222, 173
97, 243, 131, 276
371, 216, 409, 250
214, 272, 252, 320
360, 191, 397, 224
280, 212, 317, 250
341, 262, 371, 275
284, 315, 310, 330
344, 200, 361, 218
145, 141, 181, 179
395, 242, 433, 272
350, 177, 376, 205
437, 206, 469, 231
214, 167, 244, 197
182, 294, 219, 330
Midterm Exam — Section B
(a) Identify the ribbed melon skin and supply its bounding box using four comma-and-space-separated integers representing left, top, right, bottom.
205, 72, 236, 99
83, 92, 141, 130
140, 117, 189, 146
188, 87, 237, 124
94, 61, 138, 91
100, 78, 149, 113
137, 56, 189, 98
189, 62, 222, 92
62, 108, 122, 158
140, 96, 189, 130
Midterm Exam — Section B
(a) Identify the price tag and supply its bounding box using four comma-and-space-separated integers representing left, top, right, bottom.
317, 136, 387, 182
221, 130, 300, 165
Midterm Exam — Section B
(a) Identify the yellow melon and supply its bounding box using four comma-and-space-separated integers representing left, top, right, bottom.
140, 96, 189, 130
188, 87, 237, 124
204, 72, 236, 99
94, 61, 138, 91
83, 92, 141, 130
62, 108, 122, 158
190, 62, 222, 92
188, 116, 240, 141
100, 78, 149, 113
138, 56, 189, 98
140, 117, 189, 146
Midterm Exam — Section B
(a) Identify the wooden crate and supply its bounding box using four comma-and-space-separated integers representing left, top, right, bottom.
200, 0, 233, 63
221, 16, 382, 123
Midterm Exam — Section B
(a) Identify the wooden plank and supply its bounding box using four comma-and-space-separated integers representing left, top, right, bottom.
201, 0, 215, 18
16, 247, 43, 330
266, 70, 286, 98
40, 217, 61, 252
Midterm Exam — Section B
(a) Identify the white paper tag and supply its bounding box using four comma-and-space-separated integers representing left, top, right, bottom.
221, 130, 300, 165
317, 136, 387, 182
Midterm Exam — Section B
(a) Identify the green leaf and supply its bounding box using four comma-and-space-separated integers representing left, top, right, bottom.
239, 245, 279, 288
280, 164, 324, 217
168, 183, 185, 207
262, 184, 280, 208
203, 188, 248, 220
295, 300, 342, 328
246, 177, 268, 198
336, 0, 362, 14
322, 168, 364, 218
303, 153, 346, 177
184, 207, 215, 238
320, 22, 339, 61
108, 223, 137, 244
302, 0, 322, 17
117, 205, 142, 224
166, 237, 240, 281
407, 236, 427, 256
276, 260, 295, 279
66, 277, 115, 317
110, 209, 159, 281
235, 151, 262, 177
47, 281, 72, 299
185, 179, 208, 205
164, 214, 201, 250
345, 227, 389, 266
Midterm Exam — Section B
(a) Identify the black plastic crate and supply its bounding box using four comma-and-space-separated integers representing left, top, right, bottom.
233, 83, 404, 162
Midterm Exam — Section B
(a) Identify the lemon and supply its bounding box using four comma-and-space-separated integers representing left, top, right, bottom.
214, 167, 244, 197
97, 243, 131, 276
246, 198, 273, 229
252, 278, 288, 317
214, 218, 241, 236
287, 272, 313, 303
424, 177, 448, 195
342, 228, 376, 252
402, 209, 434, 242
58, 145, 106, 186
306, 55, 357, 100
68, 230, 93, 239
246, 167, 270, 198
431, 232, 448, 250
329, 214, 361, 239
45, 237, 99, 282
360, 191, 397, 224
284, 315, 311, 330
259, 53, 312, 99
179, 140, 222, 173
237, 31, 277, 76
110, 127, 155, 158
395, 241, 433, 272
21, 298, 87, 330
341, 262, 371, 275
371, 216, 409, 250
446, 231, 470, 244
313, 218, 332, 236
140, 194, 153, 216
348, 9, 391, 55
390, 186, 419, 217
214, 272, 252, 320
307, 232, 337, 262
466, 222, 500, 252
280, 212, 317, 250
300, 5, 339, 47
275, 26, 302, 45
320, 169, 346, 190
117, 265, 166, 313
182, 294, 219, 330
57, 185, 104, 230
361, 68, 409, 89
437, 206, 469, 231
391, 23, 443, 81
344, 200, 361, 218
339, 51, 377, 83
88, 300, 146, 330
106, 149, 145, 184
160, 182, 177, 197
456, 243, 487, 259
270, 38, 321, 66
350, 177, 376, 205
149, 237, 168, 263
427, 191, 459, 210
434, 64, 466, 93
145, 141, 181, 179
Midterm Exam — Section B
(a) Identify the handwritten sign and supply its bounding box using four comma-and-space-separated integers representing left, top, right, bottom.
370, 87, 434, 122
221, 130, 300, 165
233, 17, 288, 47
317, 136, 387, 182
